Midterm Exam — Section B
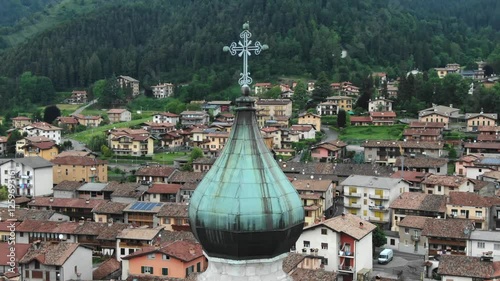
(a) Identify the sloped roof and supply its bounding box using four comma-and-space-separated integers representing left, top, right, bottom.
333, 163, 393, 177
157, 203, 189, 218
92, 201, 129, 215
291, 180, 331, 192
53, 180, 86, 191
422, 218, 473, 239
448, 191, 494, 207
19, 242, 80, 266
122, 240, 203, 262
305, 213, 376, 240
390, 192, 446, 213
398, 215, 430, 229
362, 140, 443, 149
147, 183, 182, 194
290, 268, 337, 281
422, 175, 469, 187
340, 175, 403, 189
51, 155, 107, 166
135, 166, 177, 177
438, 255, 500, 278
394, 157, 448, 168
92, 258, 121, 280
28, 197, 107, 209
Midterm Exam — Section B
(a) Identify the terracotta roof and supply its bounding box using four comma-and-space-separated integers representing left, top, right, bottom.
391, 171, 429, 183
465, 112, 498, 120
448, 191, 493, 207
282, 253, 306, 273
398, 215, 430, 229
28, 197, 107, 209
290, 268, 337, 281
92, 201, 129, 215
23, 141, 57, 150
0, 242, 30, 268
51, 155, 107, 166
333, 163, 393, 177
57, 116, 79, 124
290, 124, 314, 132
477, 134, 500, 141
181, 182, 199, 191
25, 136, 53, 143
370, 111, 396, 118
422, 175, 469, 187
350, 116, 372, 122
14, 196, 32, 204
464, 142, 500, 149
117, 227, 163, 240
16, 220, 79, 234
55, 150, 94, 158
26, 122, 62, 131
312, 143, 340, 152
261, 127, 280, 133
122, 240, 203, 262
403, 128, 441, 136
107, 108, 128, 114
155, 112, 179, 117
12, 116, 31, 120
409, 121, 446, 129
53, 180, 86, 191
73, 221, 130, 240
168, 171, 206, 184
0, 208, 55, 221
147, 183, 181, 194
390, 192, 446, 213
292, 180, 331, 192
19, 242, 80, 266
157, 203, 189, 218
135, 166, 177, 177
0, 221, 20, 232
437, 255, 500, 278
72, 114, 102, 120
255, 99, 291, 105
306, 213, 376, 240
422, 218, 474, 239
362, 140, 443, 149
105, 182, 143, 198
280, 162, 335, 175
458, 154, 481, 163
394, 157, 448, 168
159, 230, 197, 244
93, 258, 121, 280
299, 193, 322, 200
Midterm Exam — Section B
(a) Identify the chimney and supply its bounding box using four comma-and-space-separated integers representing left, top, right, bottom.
189, 248, 196, 255
108, 218, 114, 226
85, 199, 90, 204
49, 197, 53, 203
33, 240, 41, 250
341, 212, 346, 219
359, 222, 364, 229
79, 220, 84, 225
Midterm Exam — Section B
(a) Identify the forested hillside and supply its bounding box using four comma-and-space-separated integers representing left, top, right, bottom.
0, 0, 499, 108
0, 0, 57, 26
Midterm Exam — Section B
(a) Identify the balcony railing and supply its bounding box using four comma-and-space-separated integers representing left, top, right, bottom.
369, 194, 389, 200
338, 265, 354, 272
368, 205, 389, 211
411, 235, 420, 241
345, 203, 361, 209
344, 193, 361, 198
369, 217, 389, 223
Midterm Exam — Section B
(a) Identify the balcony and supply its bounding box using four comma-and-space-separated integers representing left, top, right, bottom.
411, 235, 420, 242
369, 205, 389, 212
369, 217, 389, 223
338, 265, 354, 272
345, 203, 361, 209
369, 194, 389, 200
344, 193, 361, 198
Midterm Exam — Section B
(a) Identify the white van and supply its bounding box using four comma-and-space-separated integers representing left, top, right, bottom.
378, 249, 393, 264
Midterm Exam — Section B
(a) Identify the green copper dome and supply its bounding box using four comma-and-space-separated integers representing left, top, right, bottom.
189, 95, 304, 260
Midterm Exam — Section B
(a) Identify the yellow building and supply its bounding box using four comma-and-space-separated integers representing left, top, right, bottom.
325, 96, 353, 112
16, 136, 59, 160
300, 193, 324, 226
108, 128, 154, 156
465, 112, 498, 132
446, 191, 495, 230
12, 116, 32, 129
72, 114, 103, 127
298, 112, 321, 131
51, 155, 108, 184
255, 99, 293, 128
418, 112, 450, 129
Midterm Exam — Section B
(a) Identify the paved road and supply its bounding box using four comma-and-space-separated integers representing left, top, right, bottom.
322, 126, 338, 142
372, 249, 425, 281
71, 99, 98, 115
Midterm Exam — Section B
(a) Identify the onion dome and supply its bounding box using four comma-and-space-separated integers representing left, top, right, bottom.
188, 93, 304, 260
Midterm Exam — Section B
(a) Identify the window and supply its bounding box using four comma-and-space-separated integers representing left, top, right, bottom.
475, 211, 482, 217
162, 268, 169, 276
164, 218, 171, 224
120, 248, 125, 255
303, 241, 310, 248
390, 239, 395, 246
322, 258, 328, 265
186, 265, 194, 276
147, 253, 155, 259
321, 243, 328, 250
405, 227, 409, 234
34, 261, 40, 269
141, 266, 153, 274
461, 210, 466, 216
478, 242, 485, 249
321, 229, 327, 235
162, 254, 170, 260
451, 209, 458, 216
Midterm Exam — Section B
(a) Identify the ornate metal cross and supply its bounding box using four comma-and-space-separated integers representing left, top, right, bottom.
223, 22, 268, 88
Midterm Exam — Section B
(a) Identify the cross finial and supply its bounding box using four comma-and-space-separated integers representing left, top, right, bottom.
223, 22, 268, 94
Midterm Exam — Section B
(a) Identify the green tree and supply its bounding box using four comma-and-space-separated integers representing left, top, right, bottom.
292, 80, 308, 112
372, 226, 387, 249
337, 109, 347, 128
0, 185, 8, 201
7, 130, 23, 155
87, 134, 108, 152
182, 147, 204, 171
43, 105, 61, 124
101, 144, 113, 157
260, 86, 281, 99
311, 72, 331, 107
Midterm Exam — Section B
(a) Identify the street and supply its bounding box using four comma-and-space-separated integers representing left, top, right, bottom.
372, 249, 426, 281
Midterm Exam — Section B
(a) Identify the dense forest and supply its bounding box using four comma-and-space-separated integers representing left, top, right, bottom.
0, 0, 499, 113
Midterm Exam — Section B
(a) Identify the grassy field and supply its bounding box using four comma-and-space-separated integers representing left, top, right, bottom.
339, 125, 406, 144
153, 152, 189, 165
66, 117, 152, 144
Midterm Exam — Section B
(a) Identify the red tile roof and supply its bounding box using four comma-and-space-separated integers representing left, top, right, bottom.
0, 242, 31, 268
107, 108, 128, 114
422, 218, 474, 239
51, 155, 107, 166
422, 175, 469, 187
28, 197, 107, 209
16, 220, 79, 234
93, 258, 120, 280
135, 166, 177, 177
19, 242, 80, 266
438, 255, 500, 279
448, 191, 494, 207
122, 240, 203, 262
147, 183, 181, 194
370, 111, 396, 118
350, 116, 372, 122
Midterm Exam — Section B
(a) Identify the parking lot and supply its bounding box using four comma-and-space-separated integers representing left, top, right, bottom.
372, 249, 426, 281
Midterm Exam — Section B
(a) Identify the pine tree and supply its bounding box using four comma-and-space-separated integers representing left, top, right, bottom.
311, 72, 331, 107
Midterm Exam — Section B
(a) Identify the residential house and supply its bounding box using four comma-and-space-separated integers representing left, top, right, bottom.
394, 156, 448, 175
16, 136, 58, 160
291, 179, 334, 225
19, 242, 92, 281
215, 113, 235, 123
0, 221, 20, 243
261, 127, 282, 149
325, 96, 353, 112
298, 112, 321, 131
447, 191, 497, 230
316, 101, 338, 116
466, 112, 498, 132
141, 122, 176, 136
333, 163, 394, 188
135, 166, 177, 184
116, 226, 163, 261
418, 104, 461, 129
0, 242, 30, 278
12, 116, 32, 129
370, 111, 397, 126
180, 111, 210, 126
290, 124, 316, 140
390, 171, 430, 192
311, 140, 347, 162
280, 128, 300, 149
467, 231, 500, 259
161, 131, 185, 148
386, 81, 398, 99
422, 218, 474, 257
434, 63, 461, 78
255, 99, 293, 128
107, 109, 132, 123
402, 128, 442, 142
123, 201, 164, 227
71, 221, 130, 256
390, 192, 447, 233
0, 157, 53, 197
52, 181, 85, 198
0, 136, 7, 157
27, 197, 107, 221
117, 75, 140, 96
254, 82, 272, 95
408, 121, 446, 131
22, 122, 62, 144
121, 240, 206, 279
341, 175, 409, 226
152, 83, 174, 99
51, 155, 108, 184
201, 103, 221, 117
477, 126, 500, 142
192, 157, 215, 173
422, 175, 474, 195
168, 170, 206, 185
207, 101, 232, 112
145, 183, 181, 203
466, 157, 500, 180
153, 112, 180, 125
56, 116, 79, 131
15, 220, 79, 244
464, 142, 500, 157
368, 98, 393, 112
67, 90, 87, 104
72, 114, 103, 127
104, 182, 145, 203
108, 128, 154, 156
157, 202, 190, 231
456, 154, 481, 177
92, 201, 129, 223
76, 182, 109, 200
198, 131, 229, 156
397, 216, 430, 255
93, 258, 121, 280
350, 116, 373, 126
294, 213, 375, 279
331, 81, 360, 97
361, 140, 444, 165
437, 255, 500, 281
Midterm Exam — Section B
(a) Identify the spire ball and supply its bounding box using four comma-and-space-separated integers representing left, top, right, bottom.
241, 85, 250, 96
243, 21, 249, 30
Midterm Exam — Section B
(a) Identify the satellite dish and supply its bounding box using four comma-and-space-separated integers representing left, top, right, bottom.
58, 234, 64, 240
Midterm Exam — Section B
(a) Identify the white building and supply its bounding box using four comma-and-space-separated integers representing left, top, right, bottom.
22, 122, 62, 144
115, 227, 162, 261
0, 157, 53, 197
152, 83, 174, 99
368, 98, 393, 112
153, 112, 180, 124
294, 213, 375, 280
467, 230, 500, 260
341, 175, 409, 226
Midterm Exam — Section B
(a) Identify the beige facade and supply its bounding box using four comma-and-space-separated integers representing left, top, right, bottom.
51, 156, 108, 184
117, 75, 140, 96
418, 113, 450, 128
298, 113, 321, 131
12, 116, 32, 129
255, 99, 293, 119
110, 136, 154, 156
466, 113, 498, 132
326, 96, 353, 112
